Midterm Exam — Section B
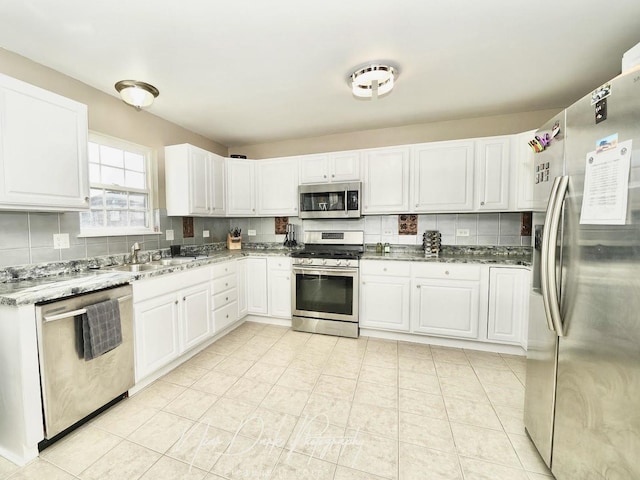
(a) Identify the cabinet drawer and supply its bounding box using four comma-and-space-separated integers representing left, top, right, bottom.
412, 263, 481, 281
212, 288, 237, 310
361, 260, 411, 277
211, 274, 236, 293
213, 302, 238, 332
267, 257, 291, 271
212, 261, 237, 279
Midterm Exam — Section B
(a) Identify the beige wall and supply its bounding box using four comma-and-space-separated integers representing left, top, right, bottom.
228, 108, 562, 159
0, 49, 228, 208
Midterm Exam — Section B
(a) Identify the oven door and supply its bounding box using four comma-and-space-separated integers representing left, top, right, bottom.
292, 266, 359, 323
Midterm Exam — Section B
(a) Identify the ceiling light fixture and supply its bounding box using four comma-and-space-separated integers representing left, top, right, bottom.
350, 63, 398, 99
114, 80, 159, 110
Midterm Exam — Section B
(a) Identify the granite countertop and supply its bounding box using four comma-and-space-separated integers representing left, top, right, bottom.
1, 245, 531, 306
0, 249, 294, 306
361, 251, 532, 266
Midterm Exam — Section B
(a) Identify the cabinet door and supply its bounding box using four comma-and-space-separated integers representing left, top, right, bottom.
268, 269, 292, 318
412, 141, 474, 212
362, 147, 410, 214
0, 73, 89, 211
246, 257, 268, 315
299, 154, 330, 184
475, 136, 510, 211
189, 146, 210, 215
330, 151, 361, 182
236, 259, 248, 319
257, 157, 299, 216
226, 158, 255, 215
487, 267, 530, 346
209, 153, 226, 214
181, 283, 211, 352
514, 131, 535, 210
134, 294, 180, 381
411, 278, 480, 339
360, 275, 410, 332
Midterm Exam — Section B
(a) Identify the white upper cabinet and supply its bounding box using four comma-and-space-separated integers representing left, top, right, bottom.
361, 146, 410, 214
514, 130, 535, 210
165, 144, 225, 216
0, 73, 89, 211
226, 158, 256, 216
475, 136, 510, 211
411, 140, 475, 212
256, 157, 299, 216
299, 151, 360, 184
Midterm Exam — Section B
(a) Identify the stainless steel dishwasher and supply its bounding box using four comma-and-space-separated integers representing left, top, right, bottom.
35, 284, 134, 444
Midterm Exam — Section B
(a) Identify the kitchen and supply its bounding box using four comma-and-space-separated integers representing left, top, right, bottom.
1, 2, 640, 479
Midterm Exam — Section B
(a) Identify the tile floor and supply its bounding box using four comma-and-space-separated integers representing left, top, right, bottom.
0, 322, 553, 480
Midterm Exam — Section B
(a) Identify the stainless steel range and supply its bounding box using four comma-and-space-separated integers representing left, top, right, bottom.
291, 230, 364, 338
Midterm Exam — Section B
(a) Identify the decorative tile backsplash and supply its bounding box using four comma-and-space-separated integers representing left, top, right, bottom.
0, 209, 531, 268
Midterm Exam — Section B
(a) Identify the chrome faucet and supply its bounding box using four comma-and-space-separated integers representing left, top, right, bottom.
130, 242, 140, 264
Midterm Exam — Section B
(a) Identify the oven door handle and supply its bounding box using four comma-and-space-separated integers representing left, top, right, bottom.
292, 267, 359, 277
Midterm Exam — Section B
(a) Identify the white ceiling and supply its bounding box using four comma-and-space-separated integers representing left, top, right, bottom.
1, 1, 639, 147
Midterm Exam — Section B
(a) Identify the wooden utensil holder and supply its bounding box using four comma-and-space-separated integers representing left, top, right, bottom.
227, 234, 242, 250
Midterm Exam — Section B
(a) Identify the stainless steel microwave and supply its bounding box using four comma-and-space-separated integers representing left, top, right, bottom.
298, 182, 361, 219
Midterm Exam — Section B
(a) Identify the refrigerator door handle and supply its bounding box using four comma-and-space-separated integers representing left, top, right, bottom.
542, 175, 569, 337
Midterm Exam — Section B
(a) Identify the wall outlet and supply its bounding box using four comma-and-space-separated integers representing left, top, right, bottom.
456, 228, 470, 237
53, 233, 70, 249
166, 229, 174, 241
383, 229, 394, 235
203, 230, 210, 238
248, 229, 257, 236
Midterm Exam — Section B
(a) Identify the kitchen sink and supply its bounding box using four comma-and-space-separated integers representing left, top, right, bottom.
149, 257, 196, 266
105, 263, 162, 272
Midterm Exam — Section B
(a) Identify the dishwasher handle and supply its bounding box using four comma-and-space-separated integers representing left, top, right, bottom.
43, 294, 132, 322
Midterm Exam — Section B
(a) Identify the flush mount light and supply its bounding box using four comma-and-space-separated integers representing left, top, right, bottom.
114, 80, 159, 110
349, 63, 398, 99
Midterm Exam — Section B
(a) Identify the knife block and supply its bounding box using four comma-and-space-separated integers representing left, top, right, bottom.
227, 234, 242, 250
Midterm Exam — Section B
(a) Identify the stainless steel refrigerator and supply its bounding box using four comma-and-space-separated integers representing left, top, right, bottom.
524, 66, 640, 479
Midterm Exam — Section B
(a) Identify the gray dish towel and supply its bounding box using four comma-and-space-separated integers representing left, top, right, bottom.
82, 298, 123, 361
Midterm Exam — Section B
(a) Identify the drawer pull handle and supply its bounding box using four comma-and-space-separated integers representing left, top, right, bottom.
226, 297, 229, 301
175, 300, 178, 304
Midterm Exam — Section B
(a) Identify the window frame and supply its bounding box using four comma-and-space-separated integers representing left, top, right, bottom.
79, 132, 158, 237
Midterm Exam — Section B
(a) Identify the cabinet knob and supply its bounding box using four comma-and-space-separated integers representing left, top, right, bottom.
417, 285, 421, 289
480, 201, 485, 206
362, 281, 366, 285
226, 297, 229, 301
183, 296, 186, 301
415, 204, 418, 207
286, 277, 290, 280
84, 196, 90, 202
331, 174, 335, 178
383, 267, 387, 271
226, 314, 229, 318
225, 282, 228, 287
445, 270, 450, 275
323, 175, 327, 178
174, 300, 179, 304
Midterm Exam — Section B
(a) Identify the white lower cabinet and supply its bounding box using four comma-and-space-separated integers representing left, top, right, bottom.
247, 257, 268, 315
211, 260, 238, 333
133, 293, 180, 381
267, 257, 292, 319
237, 258, 248, 319
181, 284, 212, 351
487, 267, 531, 346
132, 267, 210, 382
360, 260, 411, 332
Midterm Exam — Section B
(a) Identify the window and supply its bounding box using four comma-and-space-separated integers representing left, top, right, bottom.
80, 133, 156, 236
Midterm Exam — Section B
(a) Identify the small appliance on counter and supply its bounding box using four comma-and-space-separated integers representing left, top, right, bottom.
422, 230, 441, 257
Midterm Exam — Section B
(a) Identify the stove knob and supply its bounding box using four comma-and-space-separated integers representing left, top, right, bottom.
306, 258, 313, 265
345, 260, 351, 267
322, 259, 328, 265
336, 259, 343, 266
